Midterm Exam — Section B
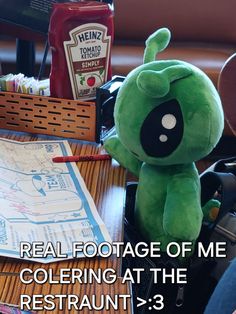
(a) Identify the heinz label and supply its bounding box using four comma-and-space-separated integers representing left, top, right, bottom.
64, 23, 111, 100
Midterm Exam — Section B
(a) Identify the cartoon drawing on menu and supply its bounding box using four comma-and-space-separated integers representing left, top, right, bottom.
0, 169, 87, 224
0, 139, 109, 262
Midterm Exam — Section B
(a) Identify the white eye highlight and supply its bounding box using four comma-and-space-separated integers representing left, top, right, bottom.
159, 134, 168, 142
161, 114, 176, 129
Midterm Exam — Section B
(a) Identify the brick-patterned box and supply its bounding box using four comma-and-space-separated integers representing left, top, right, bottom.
0, 91, 99, 141
0, 77, 124, 142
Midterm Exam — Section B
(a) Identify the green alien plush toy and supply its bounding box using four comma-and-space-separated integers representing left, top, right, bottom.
104, 28, 224, 252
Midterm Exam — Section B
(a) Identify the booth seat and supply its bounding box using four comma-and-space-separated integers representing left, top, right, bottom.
111, 0, 236, 136
111, 0, 236, 87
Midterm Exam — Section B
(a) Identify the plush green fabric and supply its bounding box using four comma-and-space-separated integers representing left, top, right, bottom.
105, 28, 224, 253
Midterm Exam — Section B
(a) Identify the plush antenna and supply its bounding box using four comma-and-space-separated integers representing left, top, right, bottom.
143, 28, 171, 64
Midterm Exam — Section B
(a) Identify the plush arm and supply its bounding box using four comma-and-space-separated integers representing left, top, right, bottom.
202, 199, 221, 222
163, 169, 203, 241
104, 135, 142, 178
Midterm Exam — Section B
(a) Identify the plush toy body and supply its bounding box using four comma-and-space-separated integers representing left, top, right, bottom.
105, 28, 224, 251
136, 163, 202, 251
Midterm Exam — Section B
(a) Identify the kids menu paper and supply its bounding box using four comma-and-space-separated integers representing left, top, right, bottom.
0, 138, 111, 263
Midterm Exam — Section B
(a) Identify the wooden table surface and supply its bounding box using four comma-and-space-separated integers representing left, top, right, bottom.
0, 130, 132, 313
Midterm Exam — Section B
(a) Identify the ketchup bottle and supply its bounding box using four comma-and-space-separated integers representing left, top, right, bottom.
48, 1, 114, 100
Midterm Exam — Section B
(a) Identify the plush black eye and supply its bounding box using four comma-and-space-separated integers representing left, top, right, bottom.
140, 99, 184, 157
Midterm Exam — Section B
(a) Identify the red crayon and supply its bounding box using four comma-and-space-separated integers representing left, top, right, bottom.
52, 154, 111, 163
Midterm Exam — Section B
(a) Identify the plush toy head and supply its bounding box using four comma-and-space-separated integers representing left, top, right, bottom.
114, 28, 224, 165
